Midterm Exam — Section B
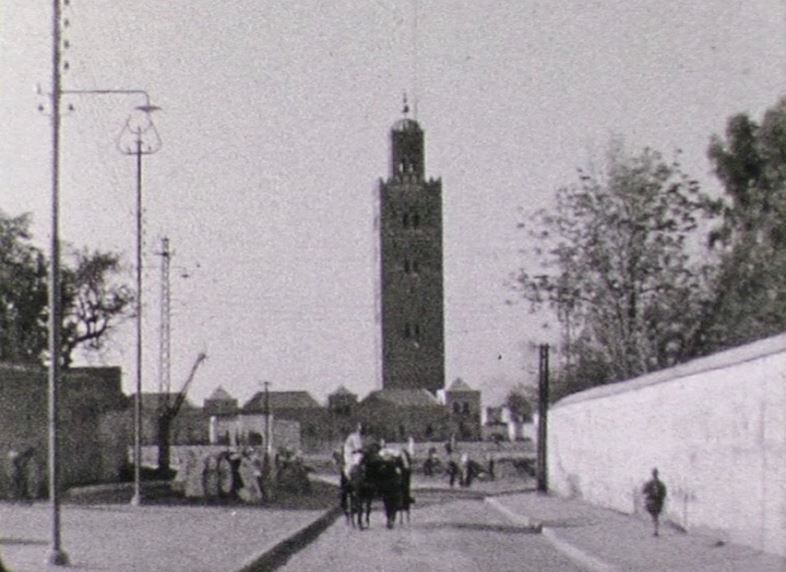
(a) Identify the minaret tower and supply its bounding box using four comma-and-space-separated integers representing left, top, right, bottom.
378, 96, 445, 393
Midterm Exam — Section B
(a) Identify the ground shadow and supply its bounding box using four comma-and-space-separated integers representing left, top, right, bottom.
64, 480, 340, 512
0, 537, 48, 546
413, 521, 540, 535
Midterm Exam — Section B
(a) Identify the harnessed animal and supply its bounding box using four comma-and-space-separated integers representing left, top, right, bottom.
344, 444, 412, 529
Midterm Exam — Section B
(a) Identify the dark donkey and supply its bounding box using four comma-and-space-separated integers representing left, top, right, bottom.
347, 444, 411, 529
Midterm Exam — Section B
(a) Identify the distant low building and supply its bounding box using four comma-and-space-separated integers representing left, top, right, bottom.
437, 378, 482, 440
203, 386, 238, 417
357, 388, 452, 442
0, 364, 129, 497
482, 404, 531, 442
242, 390, 328, 451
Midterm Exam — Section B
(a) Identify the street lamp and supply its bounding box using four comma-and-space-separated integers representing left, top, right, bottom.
46, 1, 159, 562
117, 105, 162, 506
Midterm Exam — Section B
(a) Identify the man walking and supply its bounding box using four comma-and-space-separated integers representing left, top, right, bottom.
342, 422, 365, 480
642, 468, 667, 536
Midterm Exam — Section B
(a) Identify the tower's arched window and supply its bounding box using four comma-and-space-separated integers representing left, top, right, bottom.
412, 213, 421, 228
402, 213, 409, 228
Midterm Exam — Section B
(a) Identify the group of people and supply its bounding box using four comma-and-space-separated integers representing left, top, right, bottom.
340, 423, 413, 478
173, 447, 268, 502
172, 445, 312, 503
422, 443, 488, 488
340, 425, 670, 538
338, 423, 415, 529
4, 447, 42, 501
342, 427, 491, 489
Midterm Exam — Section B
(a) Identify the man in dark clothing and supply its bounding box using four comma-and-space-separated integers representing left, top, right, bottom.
642, 468, 667, 536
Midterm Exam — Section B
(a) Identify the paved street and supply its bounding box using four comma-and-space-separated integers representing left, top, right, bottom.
278, 493, 583, 572
0, 481, 339, 572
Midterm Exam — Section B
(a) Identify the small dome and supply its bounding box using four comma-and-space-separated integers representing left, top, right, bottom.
392, 117, 421, 132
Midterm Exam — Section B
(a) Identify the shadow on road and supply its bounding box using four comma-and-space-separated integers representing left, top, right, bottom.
414, 521, 541, 535
63, 480, 340, 512
0, 537, 48, 546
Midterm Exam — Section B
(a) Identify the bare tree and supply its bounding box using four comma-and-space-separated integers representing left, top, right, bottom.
60, 248, 134, 368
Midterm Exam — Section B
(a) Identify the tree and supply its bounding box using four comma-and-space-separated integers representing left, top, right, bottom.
0, 210, 48, 364
512, 144, 719, 393
60, 248, 134, 368
505, 384, 534, 422
0, 208, 133, 367
699, 96, 786, 352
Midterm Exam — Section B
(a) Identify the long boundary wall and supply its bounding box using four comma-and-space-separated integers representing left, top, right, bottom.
548, 333, 786, 557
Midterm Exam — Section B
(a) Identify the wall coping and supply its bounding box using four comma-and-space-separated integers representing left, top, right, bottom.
553, 331, 786, 410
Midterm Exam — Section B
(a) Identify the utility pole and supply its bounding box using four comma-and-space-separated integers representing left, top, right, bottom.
157, 237, 171, 397
44, 0, 159, 526
263, 381, 272, 455
156, 237, 172, 473
47, 0, 68, 565
537, 343, 550, 493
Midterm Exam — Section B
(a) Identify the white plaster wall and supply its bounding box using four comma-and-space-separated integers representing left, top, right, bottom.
548, 333, 786, 557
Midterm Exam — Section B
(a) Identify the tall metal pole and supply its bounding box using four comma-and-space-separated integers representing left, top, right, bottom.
47, 0, 69, 565
130, 136, 144, 506
115, 106, 160, 503
537, 344, 550, 493
158, 238, 171, 396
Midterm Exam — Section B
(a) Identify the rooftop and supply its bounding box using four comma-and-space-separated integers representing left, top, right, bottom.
362, 388, 441, 408
138, 392, 196, 410
446, 377, 476, 392
330, 384, 355, 396
206, 386, 234, 401
243, 390, 322, 412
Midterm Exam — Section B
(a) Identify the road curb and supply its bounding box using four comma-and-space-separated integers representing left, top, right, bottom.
483, 497, 542, 532
484, 496, 619, 572
64, 480, 171, 498
235, 505, 343, 572
541, 528, 620, 572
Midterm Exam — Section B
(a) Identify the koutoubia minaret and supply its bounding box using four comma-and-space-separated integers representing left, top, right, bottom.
378, 98, 445, 394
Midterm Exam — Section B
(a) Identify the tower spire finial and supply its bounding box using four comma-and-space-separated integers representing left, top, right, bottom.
402, 91, 410, 117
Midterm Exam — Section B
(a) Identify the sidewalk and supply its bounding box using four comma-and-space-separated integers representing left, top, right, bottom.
0, 488, 339, 572
489, 492, 786, 571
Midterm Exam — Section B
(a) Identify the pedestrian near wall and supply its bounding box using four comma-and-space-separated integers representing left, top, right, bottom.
642, 468, 667, 536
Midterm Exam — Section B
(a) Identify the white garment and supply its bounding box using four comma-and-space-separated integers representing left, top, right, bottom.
342, 431, 363, 478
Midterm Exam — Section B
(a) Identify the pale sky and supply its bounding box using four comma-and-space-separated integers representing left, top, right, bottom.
1, 1, 785, 408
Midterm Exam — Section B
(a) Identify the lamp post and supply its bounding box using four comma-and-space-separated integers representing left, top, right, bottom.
46, 1, 159, 559
117, 106, 162, 506
536, 343, 550, 493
